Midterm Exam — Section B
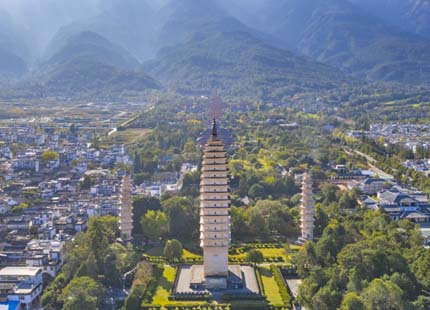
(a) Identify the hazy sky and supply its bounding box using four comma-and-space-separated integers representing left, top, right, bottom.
0, 0, 111, 58
0, 0, 266, 60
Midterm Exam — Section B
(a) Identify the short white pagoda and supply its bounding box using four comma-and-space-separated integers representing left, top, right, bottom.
300, 171, 314, 241
119, 175, 133, 241
199, 119, 231, 289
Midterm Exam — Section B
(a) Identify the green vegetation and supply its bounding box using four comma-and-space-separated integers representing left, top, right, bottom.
164, 239, 183, 262
259, 266, 283, 306
105, 128, 152, 145
141, 210, 168, 241
61, 276, 105, 310
41, 216, 139, 309
41, 149, 59, 162
151, 266, 177, 305
11, 202, 29, 213
294, 209, 427, 309
124, 262, 154, 310
271, 266, 291, 307
344, 136, 430, 192
145, 30, 348, 99
35, 75, 430, 310
246, 249, 264, 266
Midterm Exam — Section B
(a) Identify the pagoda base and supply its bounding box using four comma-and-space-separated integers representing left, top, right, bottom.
295, 236, 313, 245
174, 265, 260, 295
205, 276, 228, 290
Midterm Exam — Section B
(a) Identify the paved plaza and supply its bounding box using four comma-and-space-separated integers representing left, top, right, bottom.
174, 265, 260, 295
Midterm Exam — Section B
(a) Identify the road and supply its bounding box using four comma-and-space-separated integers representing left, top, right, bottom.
344, 147, 394, 180
107, 105, 154, 136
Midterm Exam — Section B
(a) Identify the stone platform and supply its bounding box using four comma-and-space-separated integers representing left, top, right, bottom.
174, 265, 260, 296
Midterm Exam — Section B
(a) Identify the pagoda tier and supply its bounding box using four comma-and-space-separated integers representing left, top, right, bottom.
119, 175, 133, 241
300, 172, 314, 241
200, 120, 231, 279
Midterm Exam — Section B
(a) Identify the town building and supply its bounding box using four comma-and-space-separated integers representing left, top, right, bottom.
0, 267, 43, 310
363, 188, 430, 223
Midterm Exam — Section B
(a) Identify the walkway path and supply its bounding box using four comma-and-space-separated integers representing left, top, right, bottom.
286, 278, 305, 310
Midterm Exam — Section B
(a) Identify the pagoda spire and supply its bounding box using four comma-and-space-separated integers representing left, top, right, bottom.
211, 118, 217, 139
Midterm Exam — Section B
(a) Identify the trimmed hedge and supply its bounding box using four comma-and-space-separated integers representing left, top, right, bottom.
222, 294, 265, 302
142, 303, 231, 310
169, 293, 210, 301
141, 305, 162, 310
255, 267, 266, 296
270, 265, 291, 307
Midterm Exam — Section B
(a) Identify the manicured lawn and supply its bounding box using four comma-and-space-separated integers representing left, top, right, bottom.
288, 244, 302, 251
182, 249, 202, 259
230, 247, 286, 260
145, 243, 300, 264
259, 266, 283, 306
152, 266, 176, 305
151, 265, 206, 306
145, 246, 202, 260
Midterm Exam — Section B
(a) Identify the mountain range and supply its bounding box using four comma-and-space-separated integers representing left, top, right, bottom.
0, 10, 29, 77
350, 0, 430, 39
1, 0, 430, 98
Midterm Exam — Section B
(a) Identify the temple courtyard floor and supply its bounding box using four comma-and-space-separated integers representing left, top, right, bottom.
174, 265, 260, 298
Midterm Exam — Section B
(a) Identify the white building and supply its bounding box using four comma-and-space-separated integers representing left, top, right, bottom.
0, 267, 43, 310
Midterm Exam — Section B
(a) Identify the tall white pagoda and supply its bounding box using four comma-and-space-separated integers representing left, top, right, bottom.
199, 119, 231, 289
300, 171, 314, 241
119, 175, 133, 241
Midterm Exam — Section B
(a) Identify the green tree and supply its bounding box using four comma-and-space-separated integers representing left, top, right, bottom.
247, 207, 270, 237
340, 292, 365, 310
103, 251, 120, 286
124, 289, 141, 310
41, 150, 59, 163
411, 248, 430, 291
11, 202, 29, 213
164, 239, 183, 262
132, 196, 161, 235
140, 210, 168, 241
413, 296, 430, 310
61, 276, 105, 310
69, 123, 77, 134
180, 170, 200, 197
246, 249, 264, 266
312, 285, 342, 310
248, 183, 265, 199
254, 200, 297, 235
86, 216, 119, 271
362, 279, 408, 310
231, 206, 249, 238
163, 197, 198, 241
80, 175, 94, 190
